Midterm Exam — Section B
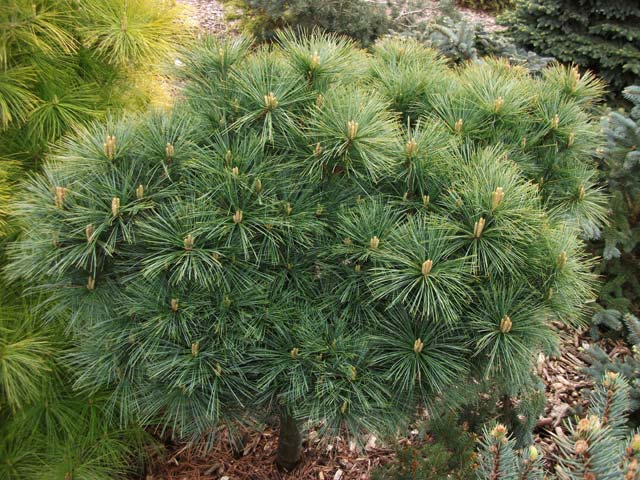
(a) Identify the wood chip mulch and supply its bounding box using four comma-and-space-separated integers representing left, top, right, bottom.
145, 426, 399, 480
533, 323, 630, 465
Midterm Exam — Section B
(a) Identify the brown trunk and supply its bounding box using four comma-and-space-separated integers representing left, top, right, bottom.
276, 411, 302, 470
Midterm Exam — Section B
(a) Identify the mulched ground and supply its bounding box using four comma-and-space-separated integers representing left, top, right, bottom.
177, 0, 226, 33
146, 428, 396, 480
534, 323, 630, 463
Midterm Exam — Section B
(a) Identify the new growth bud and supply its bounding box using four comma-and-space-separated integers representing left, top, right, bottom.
568, 131, 575, 147
500, 315, 512, 333
577, 415, 601, 433
103, 135, 116, 160
232, 209, 243, 224
413, 338, 424, 353
255, 178, 262, 193
111, 197, 120, 216
313, 142, 323, 157
490, 424, 507, 440
473, 217, 486, 238
341, 401, 348, 414
290, 347, 299, 359
284, 202, 292, 216
87, 276, 95, 291
369, 236, 380, 250
454, 118, 464, 133
136, 184, 144, 199
85, 224, 95, 242
316, 94, 324, 108
347, 120, 359, 140
232, 166, 239, 176
557, 251, 568, 269
165, 143, 174, 164
309, 50, 320, 70
191, 342, 199, 357
54, 186, 68, 208
493, 96, 504, 113
529, 446, 539, 461
551, 114, 560, 130
184, 234, 194, 251
421, 259, 433, 276
578, 185, 585, 200
575, 439, 589, 455
491, 187, 504, 210
405, 138, 418, 157
264, 92, 278, 111
225, 150, 233, 164
171, 298, 179, 312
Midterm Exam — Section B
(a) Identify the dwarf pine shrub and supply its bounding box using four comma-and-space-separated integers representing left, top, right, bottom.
8, 32, 608, 468
221, 0, 390, 45
0, 0, 189, 166
0, 282, 150, 480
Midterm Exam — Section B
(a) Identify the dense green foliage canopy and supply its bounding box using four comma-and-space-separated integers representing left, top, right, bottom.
0, 0, 187, 166
504, 0, 640, 93
8, 32, 608, 449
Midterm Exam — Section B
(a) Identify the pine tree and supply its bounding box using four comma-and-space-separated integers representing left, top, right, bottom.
7, 32, 608, 468
503, 0, 640, 93
590, 85, 640, 324
0, 283, 150, 480
0, 0, 189, 167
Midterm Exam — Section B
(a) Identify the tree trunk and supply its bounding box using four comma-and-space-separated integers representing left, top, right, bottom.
276, 411, 302, 470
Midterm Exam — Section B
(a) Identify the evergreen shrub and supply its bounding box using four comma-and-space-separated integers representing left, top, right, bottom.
220, 0, 390, 45
0, 285, 150, 480
590, 86, 640, 327
371, 414, 478, 479
503, 0, 640, 93
8, 32, 608, 468
0, 0, 189, 166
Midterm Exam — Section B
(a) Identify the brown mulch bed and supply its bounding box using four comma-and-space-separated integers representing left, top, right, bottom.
177, 0, 226, 33
145, 427, 397, 479
533, 323, 630, 462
